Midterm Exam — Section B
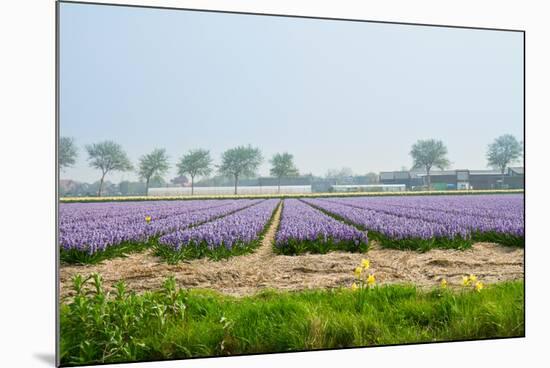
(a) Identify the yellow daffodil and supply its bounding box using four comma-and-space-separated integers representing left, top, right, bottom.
354, 267, 362, 278
351, 282, 358, 291
475, 281, 484, 292
440, 279, 447, 289
462, 276, 471, 286
367, 274, 376, 286
361, 259, 370, 269
469, 274, 477, 283
145, 215, 152, 224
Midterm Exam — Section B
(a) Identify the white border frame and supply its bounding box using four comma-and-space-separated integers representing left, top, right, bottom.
1, 1, 548, 367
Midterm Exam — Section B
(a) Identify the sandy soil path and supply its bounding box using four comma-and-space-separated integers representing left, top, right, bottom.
60, 204, 524, 299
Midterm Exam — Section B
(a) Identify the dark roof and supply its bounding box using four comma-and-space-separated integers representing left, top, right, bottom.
469, 170, 502, 176
380, 171, 410, 180
416, 170, 458, 177
509, 167, 524, 175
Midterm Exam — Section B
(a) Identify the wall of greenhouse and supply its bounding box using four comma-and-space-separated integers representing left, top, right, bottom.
331, 184, 406, 193
148, 185, 312, 196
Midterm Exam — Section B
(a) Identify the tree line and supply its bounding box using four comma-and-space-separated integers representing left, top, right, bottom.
60, 134, 522, 196
59, 141, 298, 196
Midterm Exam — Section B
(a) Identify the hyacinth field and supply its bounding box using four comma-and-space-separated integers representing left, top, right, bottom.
303, 194, 524, 249
59, 193, 525, 365
59, 199, 265, 263
59, 193, 524, 264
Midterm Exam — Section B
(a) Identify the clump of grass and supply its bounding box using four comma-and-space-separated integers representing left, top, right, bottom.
60, 274, 188, 365
60, 275, 524, 366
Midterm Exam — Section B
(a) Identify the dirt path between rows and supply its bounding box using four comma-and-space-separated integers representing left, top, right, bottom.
60, 203, 524, 299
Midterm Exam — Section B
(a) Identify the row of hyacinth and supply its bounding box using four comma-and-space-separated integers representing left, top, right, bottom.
59, 200, 233, 233
59, 200, 183, 224
303, 198, 472, 240
275, 199, 367, 250
303, 194, 524, 241
334, 194, 524, 221
59, 199, 262, 254
159, 199, 279, 251
322, 194, 524, 238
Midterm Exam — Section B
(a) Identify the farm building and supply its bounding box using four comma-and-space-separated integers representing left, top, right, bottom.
508, 167, 524, 176
380, 167, 524, 190
379, 171, 423, 188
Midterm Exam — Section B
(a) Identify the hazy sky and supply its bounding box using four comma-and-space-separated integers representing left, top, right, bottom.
59, 3, 524, 183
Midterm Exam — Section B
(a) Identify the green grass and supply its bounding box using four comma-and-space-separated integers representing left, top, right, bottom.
60, 241, 151, 265
153, 239, 263, 263
61, 234, 268, 265
471, 231, 524, 247
366, 230, 523, 251
274, 237, 369, 255
368, 231, 473, 252
60, 275, 524, 366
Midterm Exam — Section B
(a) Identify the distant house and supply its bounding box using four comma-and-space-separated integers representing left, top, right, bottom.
59, 179, 81, 195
